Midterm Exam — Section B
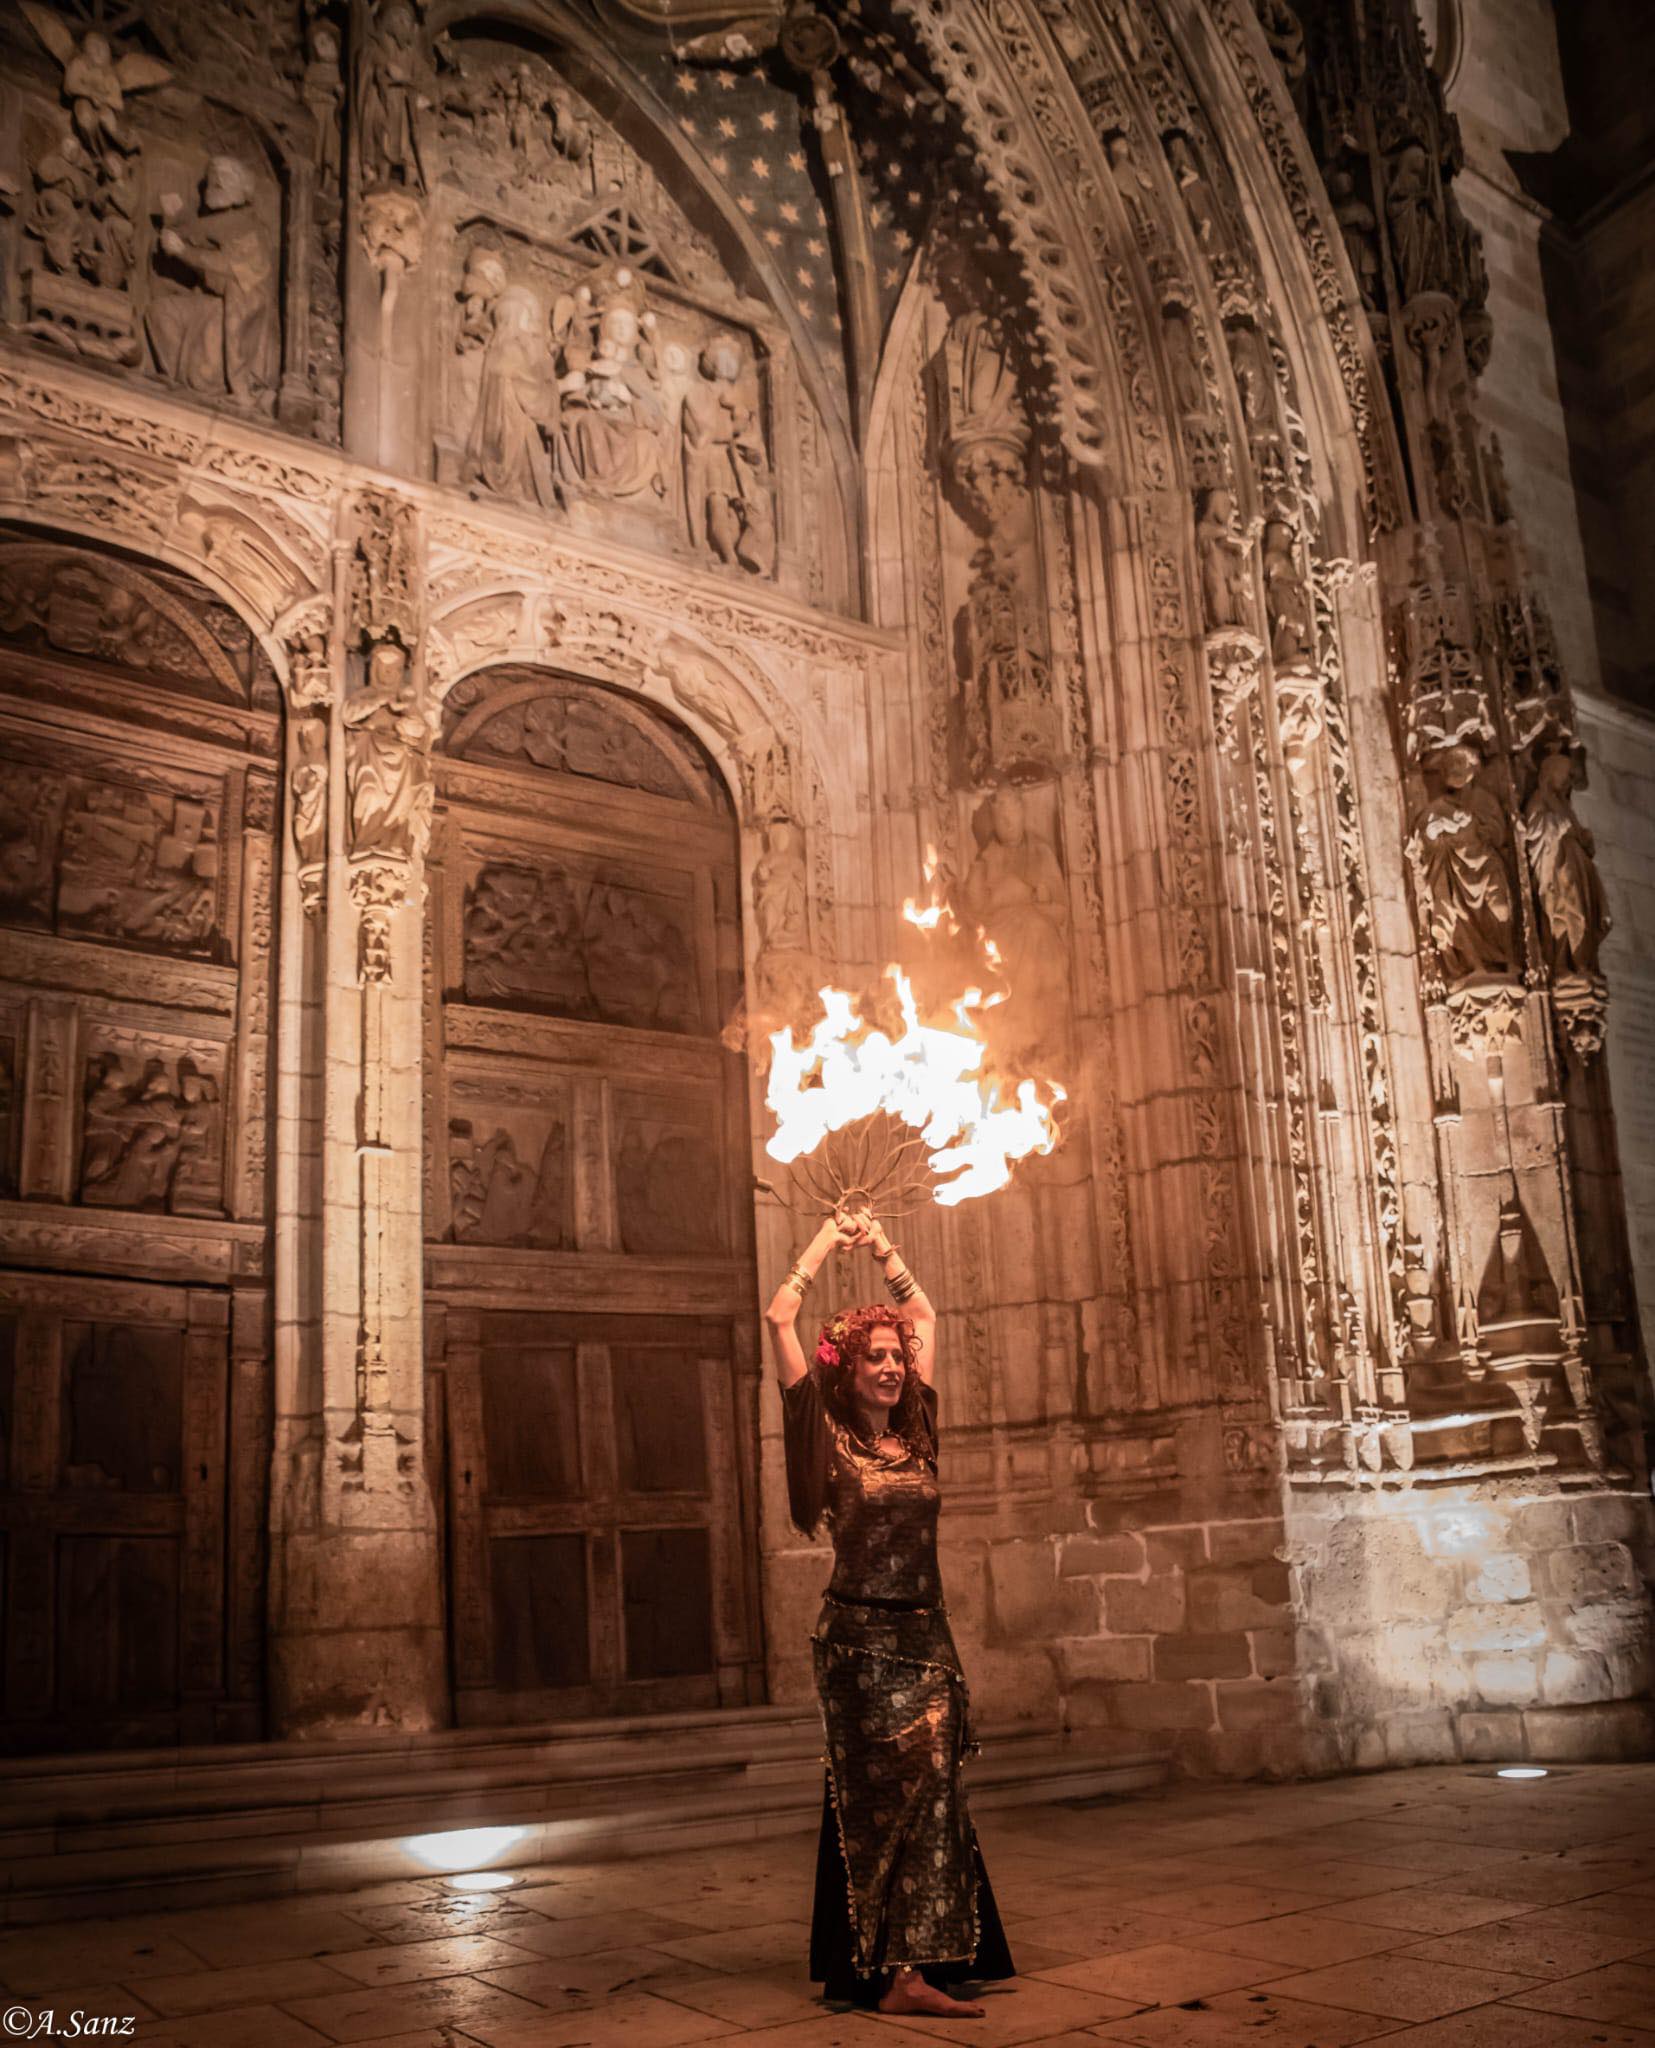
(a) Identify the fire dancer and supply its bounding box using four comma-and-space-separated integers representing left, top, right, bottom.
765, 1207, 1014, 2017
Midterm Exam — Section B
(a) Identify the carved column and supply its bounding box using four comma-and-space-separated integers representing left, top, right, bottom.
267, 485, 444, 1736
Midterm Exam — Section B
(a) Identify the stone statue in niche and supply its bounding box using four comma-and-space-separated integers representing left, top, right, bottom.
342, 640, 431, 865
1329, 164, 1381, 313
961, 786, 1072, 1072
1195, 487, 1252, 633
752, 817, 817, 1029
1227, 323, 1273, 436
449, 1117, 569, 1247
290, 713, 329, 912
462, 282, 561, 507
1384, 139, 1444, 303
932, 289, 1062, 786
1522, 749, 1609, 980
1261, 519, 1312, 668
1163, 306, 1209, 422
683, 333, 774, 576
356, 0, 427, 191
1406, 743, 1517, 983
147, 157, 278, 411
1103, 131, 1158, 250
1165, 132, 1223, 256
79, 1049, 219, 1212
303, 17, 344, 191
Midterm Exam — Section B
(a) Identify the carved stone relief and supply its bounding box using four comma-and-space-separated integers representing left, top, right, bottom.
78, 1038, 224, 1216
0, 752, 224, 960
448, 1113, 571, 1249
463, 858, 699, 1036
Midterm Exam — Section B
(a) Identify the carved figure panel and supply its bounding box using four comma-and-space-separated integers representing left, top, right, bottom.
77, 1038, 226, 1216
1406, 743, 1517, 985
448, 1110, 572, 1249
0, 753, 224, 961
613, 1097, 724, 1258
428, 36, 778, 572
10, 5, 284, 413
445, 670, 721, 809
0, 541, 259, 703
463, 857, 701, 1036
1522, 749, 1609, 982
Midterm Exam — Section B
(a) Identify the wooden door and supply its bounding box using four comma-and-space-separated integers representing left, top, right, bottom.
427, 666, 762, 1722
0, 531, 277, 1753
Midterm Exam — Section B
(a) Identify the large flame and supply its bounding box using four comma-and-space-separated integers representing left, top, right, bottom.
765, 861, 1065, 1207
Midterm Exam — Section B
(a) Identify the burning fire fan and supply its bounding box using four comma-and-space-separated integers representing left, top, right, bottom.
763, 855, 1067, 1216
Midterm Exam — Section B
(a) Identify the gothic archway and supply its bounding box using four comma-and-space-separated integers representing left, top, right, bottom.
427, 661, 763, 1720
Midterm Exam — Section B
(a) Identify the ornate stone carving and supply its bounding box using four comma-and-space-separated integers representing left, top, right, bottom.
448, 1116, 569, 1247
960, 786, 1071, 1073
1521, 748, 1610, 1063
79, 1046, 222, 1214
356, 0, 427, 194
1195, 487, 1252, 633
463, 859, 698, 1035
751, 817, 816, 1035
148, 157, 278, 413
931, 295, 1061, 785
682, 333, 775, 577
461, 280, 560, 508
1406, 741, 1518, 991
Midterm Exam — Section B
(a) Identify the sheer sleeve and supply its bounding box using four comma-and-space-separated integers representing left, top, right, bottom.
782, 1371, 835, 1536
916, 1378, 939, 1462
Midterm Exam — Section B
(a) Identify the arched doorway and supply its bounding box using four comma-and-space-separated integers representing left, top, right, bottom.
426, 663, 763, 1723
0, 527, 279, 1753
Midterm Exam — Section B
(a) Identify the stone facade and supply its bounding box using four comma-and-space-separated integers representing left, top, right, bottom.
0, 0, 1649, 1778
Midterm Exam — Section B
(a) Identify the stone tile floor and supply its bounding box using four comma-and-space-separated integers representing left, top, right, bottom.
4, 1761, 1653, 2048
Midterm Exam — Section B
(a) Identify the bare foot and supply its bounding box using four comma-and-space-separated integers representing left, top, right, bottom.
878, 1971, 985, 2018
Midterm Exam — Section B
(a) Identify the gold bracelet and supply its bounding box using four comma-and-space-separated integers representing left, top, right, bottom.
785, 1262, 813, 1296
886, 1266, 918, 1304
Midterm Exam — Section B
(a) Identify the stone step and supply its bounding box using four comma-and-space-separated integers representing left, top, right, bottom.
0, 1709, 1168, 1925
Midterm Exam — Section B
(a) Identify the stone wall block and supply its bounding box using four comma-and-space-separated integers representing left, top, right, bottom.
1512, 1498, 1575, 1551
1145, 1526, 1210, 1573
1187, 1561, 1292, 1633
987, 1539, 1097, 1644
1059, 1636, 1152, 1685
1059, 1533, 1147, 1578
1544, 1542, 1641, 1606
1470, 1653, 1541, 1705
1446, 1601, 1550, 1656
1539, 1647, 1612, 1706
1105, 1574, 1187, 1635
1308, 1518, 1445, 1626
1208, 1519, 1287, 1566
1380, 1708, 1460, 1766
1465, 1553, 1532, 1603
1249, 1627, 1298, 1677
1524, 1701, 1655, 1762
1215, 1678, 1306, 1730
1154, 1631, 1252, 1681
1458, 1708, 1527, 1761
1108, 1680, 1217, 1732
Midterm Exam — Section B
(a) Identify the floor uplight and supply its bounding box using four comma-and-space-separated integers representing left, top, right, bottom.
403, 1825, 527, 1871
447, 1870, 519, 1892
1496, 1766, 1549, 1780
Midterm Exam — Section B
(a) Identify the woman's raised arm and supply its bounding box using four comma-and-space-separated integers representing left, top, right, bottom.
863, 1215, 937, 1386
764, 1213, 865, 1387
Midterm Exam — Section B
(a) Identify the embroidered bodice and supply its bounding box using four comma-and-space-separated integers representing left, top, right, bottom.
782, 1374, 943, 1605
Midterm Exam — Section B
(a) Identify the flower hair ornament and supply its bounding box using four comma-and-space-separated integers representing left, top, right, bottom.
815, 1311, 852, 1371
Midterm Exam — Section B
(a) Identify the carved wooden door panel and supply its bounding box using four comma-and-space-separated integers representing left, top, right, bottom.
428, 668, 762, 1723
0, 533, 277, 1754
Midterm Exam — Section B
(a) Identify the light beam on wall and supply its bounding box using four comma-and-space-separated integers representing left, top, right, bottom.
403, 1825, 528, 1870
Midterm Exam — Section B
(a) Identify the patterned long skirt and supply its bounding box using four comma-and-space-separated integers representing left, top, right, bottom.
811, 1595, 981, 1975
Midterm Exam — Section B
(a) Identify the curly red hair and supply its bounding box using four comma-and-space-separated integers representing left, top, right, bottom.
813, 1303, 928, 1451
